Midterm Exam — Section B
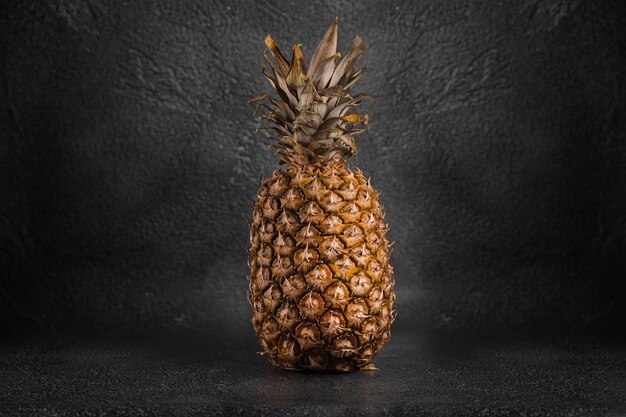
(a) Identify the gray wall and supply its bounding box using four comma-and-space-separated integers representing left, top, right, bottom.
1, 0, 625, 336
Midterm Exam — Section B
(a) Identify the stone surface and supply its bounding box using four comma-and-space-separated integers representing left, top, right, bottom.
1, 0, 626, 334
1, 329, 625, 416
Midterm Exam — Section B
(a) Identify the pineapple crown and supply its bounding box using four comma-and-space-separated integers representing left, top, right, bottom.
250, 18, 370, 166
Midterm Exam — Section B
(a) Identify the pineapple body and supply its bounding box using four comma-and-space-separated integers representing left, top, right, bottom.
248, 161, 395, 371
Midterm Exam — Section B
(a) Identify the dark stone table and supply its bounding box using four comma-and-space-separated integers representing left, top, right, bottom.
2, 328, 625, 416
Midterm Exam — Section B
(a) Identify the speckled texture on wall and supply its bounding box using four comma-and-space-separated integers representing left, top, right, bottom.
1, 0, 625, 335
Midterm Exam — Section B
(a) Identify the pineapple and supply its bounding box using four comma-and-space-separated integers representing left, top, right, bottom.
247, 19, 395, 372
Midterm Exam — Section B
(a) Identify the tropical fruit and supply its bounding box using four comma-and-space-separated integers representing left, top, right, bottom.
247, 19, 395, 372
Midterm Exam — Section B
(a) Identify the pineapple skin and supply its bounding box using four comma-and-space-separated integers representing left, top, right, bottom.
247, 161, 395, 372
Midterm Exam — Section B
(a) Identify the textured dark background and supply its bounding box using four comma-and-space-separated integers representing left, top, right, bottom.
1, 0, 626, 338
